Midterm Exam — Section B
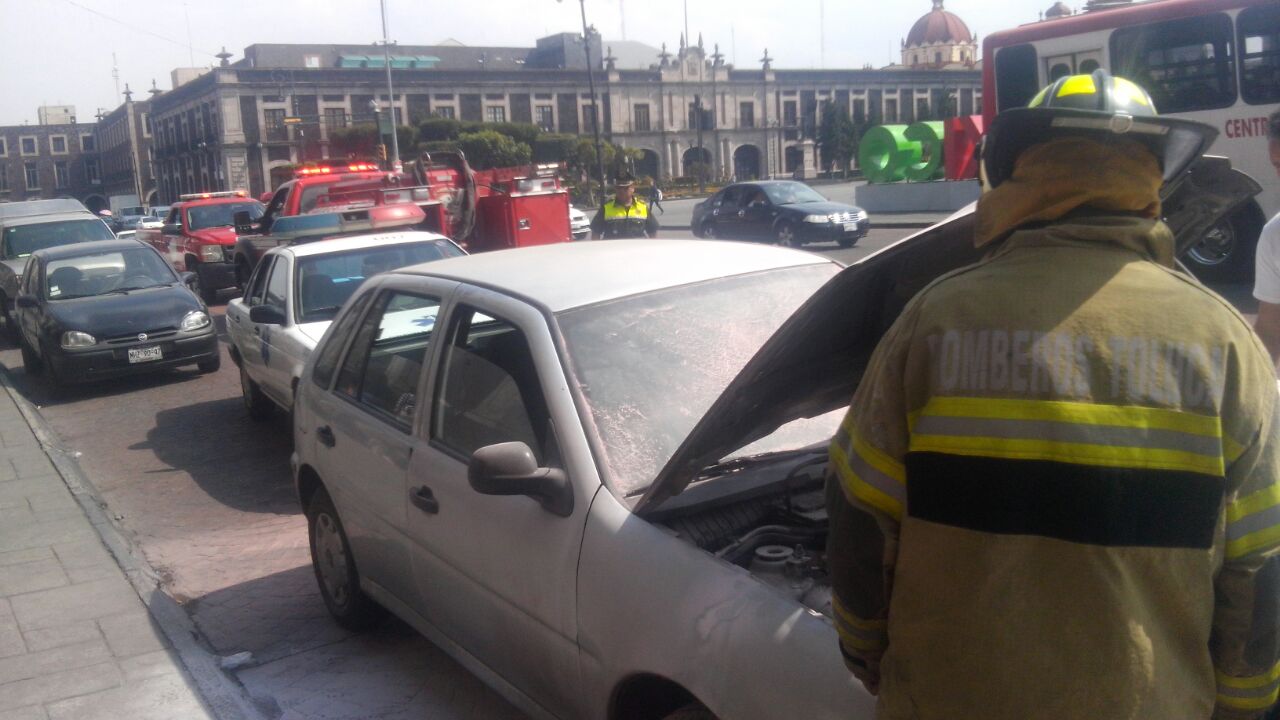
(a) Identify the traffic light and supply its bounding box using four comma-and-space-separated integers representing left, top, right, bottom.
376, 144, 388, 161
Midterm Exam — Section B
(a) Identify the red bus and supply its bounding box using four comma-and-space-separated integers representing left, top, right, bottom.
983, 0, 1278, 281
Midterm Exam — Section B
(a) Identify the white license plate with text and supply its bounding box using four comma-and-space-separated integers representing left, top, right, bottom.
127, 346, 163, 364
843, 222, 858, 232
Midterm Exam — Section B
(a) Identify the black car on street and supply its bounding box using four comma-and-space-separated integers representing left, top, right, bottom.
14, 240, 220, 384
691, 181, 869, 248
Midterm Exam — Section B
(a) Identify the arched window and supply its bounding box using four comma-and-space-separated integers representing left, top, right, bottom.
935, 52, 943, 65
1079, 59, 1101, 74
1049, 63, 1072, 81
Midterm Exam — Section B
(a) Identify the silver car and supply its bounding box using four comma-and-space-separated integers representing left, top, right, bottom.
288, 156, 1255, 720
227, 230, 464, 420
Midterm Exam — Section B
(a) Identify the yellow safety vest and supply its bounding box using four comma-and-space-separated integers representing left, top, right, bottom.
600, 200, 650, 238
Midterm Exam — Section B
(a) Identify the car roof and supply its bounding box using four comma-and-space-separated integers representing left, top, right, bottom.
284, 230, 456, 258
0, 199, 88, 220
33, 239, 146, 261
394, 239, 834, 313
2, 212, 102, 228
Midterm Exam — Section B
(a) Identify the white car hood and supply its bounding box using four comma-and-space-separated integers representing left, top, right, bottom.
634, 156, 1261, 514
297, 320, 333, 347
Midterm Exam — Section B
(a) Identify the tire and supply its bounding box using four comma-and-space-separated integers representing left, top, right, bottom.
197, 353, 221, 374
234, 258, 253, 290
701, 221, 718, 240
838, 235, 858, 249
1184, 208, 1262, 284
775, 221, 800, 248
307, 488, 383, 631
39, 342, 61, 385
1, 297, 18, 344
20, 337, 42, 376
240, 364, 273, 421
186, 261, 220, 305
662, 705, 717, 720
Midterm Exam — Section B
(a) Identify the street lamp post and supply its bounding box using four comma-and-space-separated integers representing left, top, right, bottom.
378, 0, 401, 172
559, 0, 607, 204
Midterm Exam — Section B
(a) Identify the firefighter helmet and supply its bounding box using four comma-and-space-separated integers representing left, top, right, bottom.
981, 69, 1218, 189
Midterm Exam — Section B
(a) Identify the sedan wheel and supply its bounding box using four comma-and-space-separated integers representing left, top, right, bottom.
240, 365, 273, 421
2, 301, 18, 343
775, 222, 799, 248
701, 221, 718, 239
307, 488, 382, 631
20, 337, 42, 376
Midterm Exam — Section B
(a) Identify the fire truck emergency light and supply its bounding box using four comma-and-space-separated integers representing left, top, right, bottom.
179, 190, 248, 201
269, 202, 427, 245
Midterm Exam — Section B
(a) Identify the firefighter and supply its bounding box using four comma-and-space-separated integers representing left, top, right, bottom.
827, 70, 1280, 720
590, 175, 658, 240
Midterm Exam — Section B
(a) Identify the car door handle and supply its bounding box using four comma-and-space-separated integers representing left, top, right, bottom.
737, 210, 745, 217
316, 425, 336, 448
410, 486, 439, 514
253, 326, 261, 335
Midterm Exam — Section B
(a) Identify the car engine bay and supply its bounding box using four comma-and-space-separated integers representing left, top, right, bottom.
654, 455, 833, 618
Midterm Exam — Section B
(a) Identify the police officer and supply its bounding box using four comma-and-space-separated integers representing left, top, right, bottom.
827, 70, 1280, 719
590, 175, 658, 240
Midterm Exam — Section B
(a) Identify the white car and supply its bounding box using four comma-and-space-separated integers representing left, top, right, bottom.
226, 230, 464, 420
569, 205, 590, 241
134, 206, 170, 231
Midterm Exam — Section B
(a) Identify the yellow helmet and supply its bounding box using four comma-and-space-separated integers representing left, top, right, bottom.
981, 69, 1217, 189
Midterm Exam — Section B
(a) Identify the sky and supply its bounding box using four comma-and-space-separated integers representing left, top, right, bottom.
0, 0, 1061, 126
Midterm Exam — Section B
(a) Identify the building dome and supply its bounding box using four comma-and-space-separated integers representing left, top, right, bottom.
1045, 2, 1073, 18
905, 0, 974, 48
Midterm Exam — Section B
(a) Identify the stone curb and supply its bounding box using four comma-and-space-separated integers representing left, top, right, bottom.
0, 366, 269, 720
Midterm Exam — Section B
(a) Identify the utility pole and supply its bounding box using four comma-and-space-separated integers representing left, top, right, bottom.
559, 0, 607, 204
694, 93, 705, 193
379, 0, 401, 172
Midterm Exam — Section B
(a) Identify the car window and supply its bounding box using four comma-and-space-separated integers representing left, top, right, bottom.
245, 256, 274, 308
334, 290, 441, 428
44, 247, 176, 300
264, 256, 289, 311
187, 202, 264, 231
720, 186, 744, 207
165, 208, 181, 225
2, 219, 115, 258
312, 290, 374, 389
433, 308, 549, 463
260, 185, 291, 230
294, 240, 464, 323
1110, 13, 1237, 114
21, 258, 38, 295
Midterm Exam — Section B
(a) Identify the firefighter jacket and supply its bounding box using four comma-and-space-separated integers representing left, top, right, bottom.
827, 215, 1280, 720
590, 198, 658, 239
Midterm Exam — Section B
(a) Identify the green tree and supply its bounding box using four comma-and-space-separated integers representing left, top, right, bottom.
418, 117, 465, 142
818, 100, 858, 178
533, 134, 578, 164
456, 130, 532, 170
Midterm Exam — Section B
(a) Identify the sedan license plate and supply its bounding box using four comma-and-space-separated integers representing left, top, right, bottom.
843, 222, 859, 232
127, 346, 163, 364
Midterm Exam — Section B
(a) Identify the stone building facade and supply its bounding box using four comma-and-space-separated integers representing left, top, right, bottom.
146, 4, 981, 201
0, 119, 100, 207
95, 90, 158, 210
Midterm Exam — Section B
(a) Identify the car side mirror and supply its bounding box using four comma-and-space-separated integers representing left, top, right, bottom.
249, 304, 286, 325
468, 441, 573, 517
233, 211, 254, 235
15, 294, 37, 309
179, 271, 197, 289
162, 223, 181, 236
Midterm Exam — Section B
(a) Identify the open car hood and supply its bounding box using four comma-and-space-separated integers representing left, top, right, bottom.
634, 156, 1261, 514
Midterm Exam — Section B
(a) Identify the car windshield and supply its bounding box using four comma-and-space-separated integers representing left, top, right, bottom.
3, 219, 115, 258
295, 240, 464, 323
557, 263, 842, 496
762, 182, 828, 205
148, 207, 170, 219
187, 202, 265, 231
44, 246, 176, 300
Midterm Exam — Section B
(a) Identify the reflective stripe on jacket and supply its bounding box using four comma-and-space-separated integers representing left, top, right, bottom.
827, 216, 1280, 720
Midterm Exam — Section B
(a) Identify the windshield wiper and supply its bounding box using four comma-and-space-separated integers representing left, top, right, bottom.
306, 305, 342, 317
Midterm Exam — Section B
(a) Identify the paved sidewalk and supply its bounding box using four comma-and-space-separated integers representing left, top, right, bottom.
0, 378, 222, 719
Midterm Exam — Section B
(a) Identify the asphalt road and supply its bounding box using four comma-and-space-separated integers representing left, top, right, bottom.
0, 228, 1253, 719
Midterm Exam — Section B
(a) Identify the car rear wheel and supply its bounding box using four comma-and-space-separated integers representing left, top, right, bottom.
240, 364, 273, 421
20, 337, 42, 376
775, 222, 799, 247
307, 488, 383, 631
1184, 209, 1261, 284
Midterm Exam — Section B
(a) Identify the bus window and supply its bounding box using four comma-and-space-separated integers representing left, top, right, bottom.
1239, 4, 1280, 106
1111, 13, 1237, 114
995, 44, 1040, 112
1079, 58, 1101, 74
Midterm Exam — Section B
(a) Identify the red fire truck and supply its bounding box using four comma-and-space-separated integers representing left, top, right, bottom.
138, 191, 265, 304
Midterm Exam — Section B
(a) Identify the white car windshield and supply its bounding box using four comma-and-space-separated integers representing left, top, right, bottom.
556, 263, 840, 496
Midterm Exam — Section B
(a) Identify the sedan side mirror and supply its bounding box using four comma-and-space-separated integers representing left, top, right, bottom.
162, 223, 181, 236
15, 294, 37, 309
179, 271, 197, 289
249, 304, 286, 325
468, 441, 573, 517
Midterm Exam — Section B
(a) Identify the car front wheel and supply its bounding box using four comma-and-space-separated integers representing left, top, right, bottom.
20, 336, 42, 376
700, 221, 718, 239
240, 364, 273, 421
307, 488, 383, 631
775, 222, 799, 247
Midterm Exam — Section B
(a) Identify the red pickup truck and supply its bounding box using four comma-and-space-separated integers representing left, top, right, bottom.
138, 191, 265, 304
